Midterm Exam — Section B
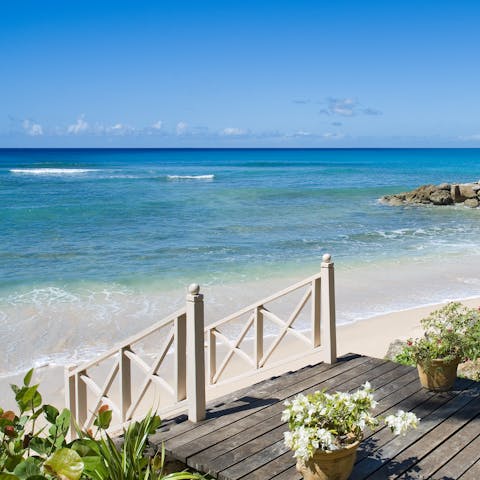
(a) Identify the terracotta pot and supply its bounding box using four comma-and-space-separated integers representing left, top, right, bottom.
417, 358, 459, 391
296, 441, 360, 480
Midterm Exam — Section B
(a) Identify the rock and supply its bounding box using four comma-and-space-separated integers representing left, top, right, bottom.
459, 184, 477, 199
385, 196, 405, 206
384, 339, 407, 361
458, 359, 480, 381
450, 184, 465, 202
405, 185, 437, 204
381, 193, 406, 206
464, 198, 479, 208
429, 189, 453, 205
383, 180, 480, 207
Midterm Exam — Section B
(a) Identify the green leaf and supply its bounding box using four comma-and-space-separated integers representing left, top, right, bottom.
55, 409, 71, 437
43, 405, 59, 424
13, 458, 41, 480
0, 474, 20, 480
79, 456, 108, 479
15, 386, 42, 412
44, 448, 84, 480
148, 414, 161, 434
28, 437, 50, 456
10, 384, 20, 396
23, 369, 34, 387
54, 434, 65, 449
70, 439, 100, 457
93, 409, 112, 430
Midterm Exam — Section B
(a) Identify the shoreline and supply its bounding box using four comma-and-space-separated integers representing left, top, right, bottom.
2, 251, 480, 377
1, 294, 479, 412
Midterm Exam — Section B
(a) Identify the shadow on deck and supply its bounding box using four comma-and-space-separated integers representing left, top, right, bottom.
149, 354, 480, 480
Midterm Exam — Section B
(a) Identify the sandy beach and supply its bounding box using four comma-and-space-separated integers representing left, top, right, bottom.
2, 294, 479, 417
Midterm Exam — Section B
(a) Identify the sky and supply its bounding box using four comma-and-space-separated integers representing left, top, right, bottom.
1, 0, 480, 147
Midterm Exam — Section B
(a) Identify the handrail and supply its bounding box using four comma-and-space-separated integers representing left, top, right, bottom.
205, 272, 321, 331
69, 307, 186, 375
65, 254, 336, 437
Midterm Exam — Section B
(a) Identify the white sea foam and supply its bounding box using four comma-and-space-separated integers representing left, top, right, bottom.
10, 168, 96, 175
167, 174, 214, 180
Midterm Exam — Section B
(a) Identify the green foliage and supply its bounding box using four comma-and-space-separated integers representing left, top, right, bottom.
393, 348, 415, 366
395, 302, 480, 371
0, 371, 206, 480
44, 449, 83, 480
78, 411, 203, 480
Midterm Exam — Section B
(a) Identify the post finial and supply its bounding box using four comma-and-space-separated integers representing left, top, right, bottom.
322, 253, 332, 263
188, 283, 200, 295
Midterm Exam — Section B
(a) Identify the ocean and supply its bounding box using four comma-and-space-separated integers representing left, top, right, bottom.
1, 148, 480, 376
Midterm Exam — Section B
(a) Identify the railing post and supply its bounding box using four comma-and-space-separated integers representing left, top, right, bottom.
209, 328, 217, 384
186, 283, 206, 422
174, 313, 187, 401
75, 371, 87, 430
254, 306, 264, 368
311, 277, 321, 348
119, 347, 132, 423
320, 253, 337, 364
64, 366, 77, 440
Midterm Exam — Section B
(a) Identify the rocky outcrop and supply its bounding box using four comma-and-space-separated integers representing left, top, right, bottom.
381, 181, 480, 208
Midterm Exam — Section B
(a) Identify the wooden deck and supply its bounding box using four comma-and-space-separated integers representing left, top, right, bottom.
149, 354, 480, 479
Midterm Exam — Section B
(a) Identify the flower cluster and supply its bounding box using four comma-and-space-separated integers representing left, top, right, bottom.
282, 382, 419, 461
397, 302, 480, 369
384, 410, 419, 435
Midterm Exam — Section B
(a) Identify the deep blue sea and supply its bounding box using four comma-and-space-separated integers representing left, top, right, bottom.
1, 148, 480, 374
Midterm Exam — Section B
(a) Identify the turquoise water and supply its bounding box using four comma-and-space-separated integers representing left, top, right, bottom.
1, 148, 480, 374
2, 148, 480, 288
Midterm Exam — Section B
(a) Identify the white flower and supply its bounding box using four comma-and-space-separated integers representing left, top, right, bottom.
385, 410, 420, 435
282, 384, 420, 461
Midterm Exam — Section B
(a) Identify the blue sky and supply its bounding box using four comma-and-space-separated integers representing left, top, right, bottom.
1, 0, 480, 147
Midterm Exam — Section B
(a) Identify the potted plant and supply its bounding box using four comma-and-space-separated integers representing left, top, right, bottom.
282, 382, 419, 480
398, 302, 480, 391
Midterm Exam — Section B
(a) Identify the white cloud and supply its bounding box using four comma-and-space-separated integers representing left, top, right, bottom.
222, 127, 247, 136
67, 115, 89, 134
318, 97, 382, 117
22, 120, 43, 136
322, 132, 345, 140
459, 133, 480, 141
151, 120, 163, 130
106, 123, 135, 135
176, 121, 188, 135
293, 130, 311, 136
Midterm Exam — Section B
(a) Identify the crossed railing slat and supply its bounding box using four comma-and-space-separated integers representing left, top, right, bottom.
66, 254, 336, 436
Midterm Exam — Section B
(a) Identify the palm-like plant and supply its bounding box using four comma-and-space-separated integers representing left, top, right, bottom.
75, 411, 205, 480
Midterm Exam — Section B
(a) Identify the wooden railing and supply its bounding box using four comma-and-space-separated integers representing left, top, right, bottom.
65, 254, 336, 434
205, 254, 336, 388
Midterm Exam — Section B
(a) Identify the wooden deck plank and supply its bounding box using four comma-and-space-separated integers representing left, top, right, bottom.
152, 360, 336, 442
431, 429, 480, 480
351, 382, 479, 480
241, 451, 298, 480
192, 362, 412, 477
218, 438, 288, 480
162, 355, 379, 459
459, 459, 480, 480
397, 413, 480, 479
265, 464, 301, 480
148, 355, 480, 480
183, 359, 399, 471
153, 354, 366, 446
204, 367, 422, 478
354, 382, 451, 464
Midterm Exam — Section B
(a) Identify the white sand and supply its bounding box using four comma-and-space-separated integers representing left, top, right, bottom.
2, 295, 479, 418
